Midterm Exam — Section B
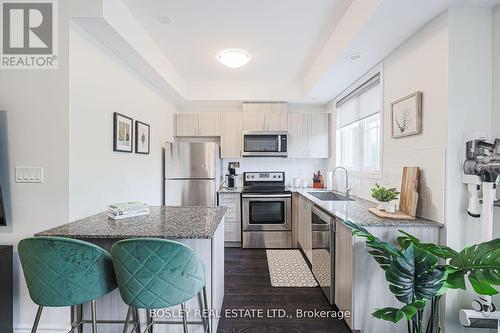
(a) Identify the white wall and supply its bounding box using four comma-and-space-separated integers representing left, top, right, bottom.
68, 25, 176, 220
0, 2, 177, 331
327, 13, 449, 223
0, 1, 104, 331
446, 8, 493, 333
493, 6, 500, 240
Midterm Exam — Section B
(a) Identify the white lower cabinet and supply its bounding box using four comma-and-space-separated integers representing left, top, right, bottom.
218, 192, 241, 244
296, 194, 312, 263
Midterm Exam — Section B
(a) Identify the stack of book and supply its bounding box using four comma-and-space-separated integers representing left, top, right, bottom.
108, 202, 150, 220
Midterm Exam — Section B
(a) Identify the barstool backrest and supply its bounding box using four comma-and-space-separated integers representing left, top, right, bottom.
18, 236, 117, 307
111, 238, 206, 309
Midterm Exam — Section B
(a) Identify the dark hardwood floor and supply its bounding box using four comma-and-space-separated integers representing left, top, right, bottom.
217, 248, 352, 333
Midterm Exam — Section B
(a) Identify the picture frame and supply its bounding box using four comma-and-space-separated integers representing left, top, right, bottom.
113, 112, 133, 152
391, 91, 422, 138
0, 184, 6, 226
135, 121, 150, 154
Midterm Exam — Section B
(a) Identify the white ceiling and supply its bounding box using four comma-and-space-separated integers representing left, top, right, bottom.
122, 0, 352, 82
87, 0, 500, 104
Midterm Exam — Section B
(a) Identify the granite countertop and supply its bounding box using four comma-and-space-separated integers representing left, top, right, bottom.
218, 186, 243, 193
292, 188, 443, 227
36, 206, 228, 240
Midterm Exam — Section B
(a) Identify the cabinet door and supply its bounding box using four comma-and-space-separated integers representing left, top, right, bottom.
218, 193, 242, 243
198, 113, 221, 136
264, 112, 286, 131
335, 219, 353, 328
303, 200, 313, 263
221, 113, 242, 158
307, 113, 329, 158
176, 114, 198, 137
298, 196, 312, 263
243, 112, 266, 131
292, 193, 301, 247
287, 113, 309, 158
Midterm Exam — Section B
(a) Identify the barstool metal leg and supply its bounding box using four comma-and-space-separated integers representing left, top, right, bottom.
181, 303, 188, 333
133, 308, 141, 333
91, 300, 98, 333
145, 310, 154, 333
76, 304, 83, 333
31, 306, 43, 333
122, 307, 132, 333
202, 286, 211, 333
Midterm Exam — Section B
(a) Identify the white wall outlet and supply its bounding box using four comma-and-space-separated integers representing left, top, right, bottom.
15, 167, 44, 183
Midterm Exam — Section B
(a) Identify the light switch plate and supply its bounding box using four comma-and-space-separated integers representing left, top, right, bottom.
15, 167, 43, 183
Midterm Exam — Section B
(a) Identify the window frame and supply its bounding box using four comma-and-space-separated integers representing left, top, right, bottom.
333, 68, 384, 179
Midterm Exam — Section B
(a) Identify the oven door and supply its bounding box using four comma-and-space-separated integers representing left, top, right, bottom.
242, 133, 287, 157
242, 194, 291, 231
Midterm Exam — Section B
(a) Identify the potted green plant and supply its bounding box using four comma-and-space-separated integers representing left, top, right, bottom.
343, 219, 500, 333
371, 184, 400, 213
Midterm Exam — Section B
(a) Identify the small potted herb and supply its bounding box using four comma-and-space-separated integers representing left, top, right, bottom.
371, 184, 399, 213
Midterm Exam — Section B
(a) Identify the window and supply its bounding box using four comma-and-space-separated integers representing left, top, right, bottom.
336, 75, 381, 173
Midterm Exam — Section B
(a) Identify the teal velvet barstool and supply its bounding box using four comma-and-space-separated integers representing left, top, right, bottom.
18, 236, 130, 333
111, 238, 210, 333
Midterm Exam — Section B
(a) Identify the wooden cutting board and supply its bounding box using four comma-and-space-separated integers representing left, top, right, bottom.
368, 207, 416, 220
399, 167, 420, 217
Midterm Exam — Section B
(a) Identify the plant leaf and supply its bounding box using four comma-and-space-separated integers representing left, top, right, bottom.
397, 230, 458, 259
372, 300, 426, 323
385, 244, 445, 303
372, 307, 405, 323
445, 270, 466, 290
448, 238, 500, 295
342, 220, 400, 271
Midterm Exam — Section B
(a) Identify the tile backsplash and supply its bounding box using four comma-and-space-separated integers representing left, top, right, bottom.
222, 158, 326, 187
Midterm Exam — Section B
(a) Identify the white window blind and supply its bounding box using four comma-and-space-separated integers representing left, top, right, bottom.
337, 74, 380, 129
336, 74, 381, 172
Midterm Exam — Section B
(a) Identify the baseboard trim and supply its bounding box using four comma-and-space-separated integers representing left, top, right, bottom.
15, 324, 70, 333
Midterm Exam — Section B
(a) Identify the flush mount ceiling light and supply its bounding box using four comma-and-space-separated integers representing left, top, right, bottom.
217, 49, 251, 68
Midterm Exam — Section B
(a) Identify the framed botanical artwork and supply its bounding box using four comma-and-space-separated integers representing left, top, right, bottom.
135, 121, 150, 154
113, 112, 133, 152
0, 184, 6, 226
391, 91, 422, 138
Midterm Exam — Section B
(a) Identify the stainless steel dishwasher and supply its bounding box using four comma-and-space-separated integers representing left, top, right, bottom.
311, 205, 335, 305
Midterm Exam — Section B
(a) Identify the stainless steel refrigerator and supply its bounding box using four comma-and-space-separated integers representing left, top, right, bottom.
164, 142, 220, 206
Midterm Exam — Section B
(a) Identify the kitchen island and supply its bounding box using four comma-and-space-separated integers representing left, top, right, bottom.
36, 206, 227, 333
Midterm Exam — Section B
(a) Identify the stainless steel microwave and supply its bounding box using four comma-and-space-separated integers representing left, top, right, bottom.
242, 132, 288, 157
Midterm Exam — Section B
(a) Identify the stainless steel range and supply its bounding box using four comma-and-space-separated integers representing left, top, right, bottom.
241, 172, 292, 248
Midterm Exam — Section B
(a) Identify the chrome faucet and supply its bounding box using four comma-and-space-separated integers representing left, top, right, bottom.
333, 166, 351, 197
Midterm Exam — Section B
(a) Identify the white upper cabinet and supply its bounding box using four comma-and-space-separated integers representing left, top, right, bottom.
287, 112, 329, 158
242, 102, 288, 132
176, 114, 199, 137
307, 113, 329, 158
242, 112, 266, 131
198, 113, 221, 136
220, 113, 242, 158
175, 113, 220, 137
287, 113, 309, 158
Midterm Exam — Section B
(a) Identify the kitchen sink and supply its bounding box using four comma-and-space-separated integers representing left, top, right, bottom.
308, 191, 353, 201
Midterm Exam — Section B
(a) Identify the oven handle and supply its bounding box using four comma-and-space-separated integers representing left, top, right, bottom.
241, 194, 292, 198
